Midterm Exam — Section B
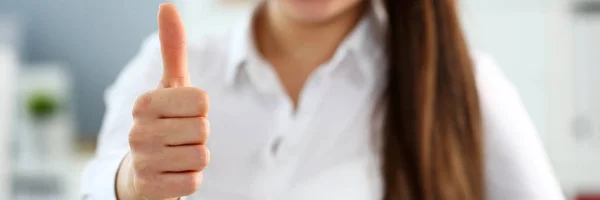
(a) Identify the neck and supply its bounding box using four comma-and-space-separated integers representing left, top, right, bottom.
255, 3, 366, 68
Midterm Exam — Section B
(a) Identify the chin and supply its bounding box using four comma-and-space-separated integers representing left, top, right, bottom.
274, 0, 363, 24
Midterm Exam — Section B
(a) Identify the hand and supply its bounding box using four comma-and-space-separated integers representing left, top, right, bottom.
116, 3, 210, 200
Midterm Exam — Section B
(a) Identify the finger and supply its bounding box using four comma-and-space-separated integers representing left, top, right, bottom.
155, 117, 210, 146
159, 145, 210, 173
158, 2, 190, 88
133, 87, 209, 119
137, 172, 202, 199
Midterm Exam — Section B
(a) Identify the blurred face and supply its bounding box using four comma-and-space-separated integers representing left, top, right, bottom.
268, 0, 366, 24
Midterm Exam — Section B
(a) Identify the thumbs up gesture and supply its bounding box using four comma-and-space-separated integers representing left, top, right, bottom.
117, 3, 210, 200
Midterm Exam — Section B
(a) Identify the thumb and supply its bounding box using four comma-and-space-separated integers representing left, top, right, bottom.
158, 2, 190, 88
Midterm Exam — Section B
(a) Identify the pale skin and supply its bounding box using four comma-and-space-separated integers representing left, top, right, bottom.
116, 0, 365, 199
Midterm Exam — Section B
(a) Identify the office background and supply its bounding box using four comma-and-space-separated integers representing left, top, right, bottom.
0, 0, 599, 199
0, 0, 164, 138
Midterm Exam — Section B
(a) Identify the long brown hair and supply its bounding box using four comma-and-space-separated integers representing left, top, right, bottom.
381, 0, 484, 199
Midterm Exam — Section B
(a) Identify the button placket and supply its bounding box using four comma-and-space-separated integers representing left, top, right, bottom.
262, 87, 296, 198
299, 73, 329, 118
271, 97, 293, 156
275, 73, 329, 161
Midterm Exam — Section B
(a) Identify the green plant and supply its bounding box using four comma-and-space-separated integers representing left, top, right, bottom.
26, 91, 59, 120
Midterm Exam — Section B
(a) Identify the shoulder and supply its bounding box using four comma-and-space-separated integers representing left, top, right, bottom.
471, 51, 518, 100
470, 51, 537, 159
470, 51, 529, 127
470, 51, 528, 134
470, 52, 564, 199
470, 51, 538, 138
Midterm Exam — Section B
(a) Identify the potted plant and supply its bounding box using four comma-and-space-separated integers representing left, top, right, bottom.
26, 90, 60, 121
24, 89, 61, 163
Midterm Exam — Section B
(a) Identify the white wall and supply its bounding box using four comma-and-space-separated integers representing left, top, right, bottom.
0, 16, 20, 200
549, 0, 600, 194
0, 43, 17, 200
462, 0, 600, 194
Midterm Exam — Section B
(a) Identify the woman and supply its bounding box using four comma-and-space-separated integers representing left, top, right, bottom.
82, 0, 565, 200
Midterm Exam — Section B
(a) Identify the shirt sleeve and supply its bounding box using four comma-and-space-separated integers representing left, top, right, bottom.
473, 53, 566, 200
81, 33, 162, 200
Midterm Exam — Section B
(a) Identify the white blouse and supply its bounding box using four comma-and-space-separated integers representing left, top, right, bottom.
81, 4, 565, 200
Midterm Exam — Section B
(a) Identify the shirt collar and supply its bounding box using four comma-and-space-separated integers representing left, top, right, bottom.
225, 3, 258, 86
225, 1, 386, 87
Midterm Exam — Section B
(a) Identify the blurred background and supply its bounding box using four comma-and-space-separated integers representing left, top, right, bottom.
0, 0, 598, 199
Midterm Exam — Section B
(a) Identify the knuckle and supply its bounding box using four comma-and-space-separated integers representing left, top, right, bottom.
195, 146, 210, 169
128, 134, 142, 149
188, 88, 209, 112
133, 157, 152, 176
133, 92, 153, 117
165, 76, 188, 86
128, 124, 147, 148
181, 174, 202, 195
198, 117, 210, 130
189, 87, 208, 99
198, 118, 210, 141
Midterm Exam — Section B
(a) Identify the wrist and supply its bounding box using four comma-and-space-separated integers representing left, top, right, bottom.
116, 153, 138, 200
